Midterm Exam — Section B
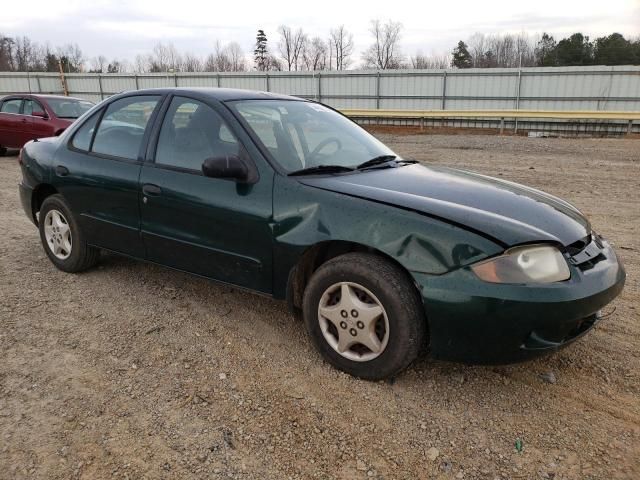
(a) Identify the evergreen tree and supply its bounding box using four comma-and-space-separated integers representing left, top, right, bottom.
254, 29, 268, 71
555, 33, 593, 66
451, 41, 472, 68
593, 33, 637, 65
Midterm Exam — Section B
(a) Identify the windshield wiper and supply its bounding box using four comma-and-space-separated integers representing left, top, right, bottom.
355, 155, 398, 170
288, 165, 354, 176
356, 155, 420, 170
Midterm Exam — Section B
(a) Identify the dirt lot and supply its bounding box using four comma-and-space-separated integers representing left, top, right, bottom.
1, 133, 638, 480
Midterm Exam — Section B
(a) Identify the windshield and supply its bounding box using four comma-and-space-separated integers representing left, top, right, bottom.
229, 100, 397, 172
47, 98, 94, 119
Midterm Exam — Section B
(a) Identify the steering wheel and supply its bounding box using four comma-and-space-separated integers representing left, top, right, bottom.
308, 137, 342, 162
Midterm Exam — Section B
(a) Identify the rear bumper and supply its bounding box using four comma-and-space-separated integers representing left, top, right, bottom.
18, 182, 36, 225
413, 241, 626, 364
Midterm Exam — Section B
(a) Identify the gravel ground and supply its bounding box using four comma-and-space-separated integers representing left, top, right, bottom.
1, 133, 638, 480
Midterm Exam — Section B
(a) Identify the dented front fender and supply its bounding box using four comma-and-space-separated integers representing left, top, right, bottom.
272, 175, 503, 299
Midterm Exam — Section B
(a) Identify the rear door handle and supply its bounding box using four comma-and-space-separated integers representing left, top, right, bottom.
55, 165, 69, 177
142, 184, 162, 196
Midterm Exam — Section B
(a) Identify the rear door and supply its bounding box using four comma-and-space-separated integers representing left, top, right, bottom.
139, 95, 274, 293
54, 94, 163, 257
0, 98, 27, 148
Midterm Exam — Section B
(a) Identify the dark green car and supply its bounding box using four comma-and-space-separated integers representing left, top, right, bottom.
18, 88, 625, 380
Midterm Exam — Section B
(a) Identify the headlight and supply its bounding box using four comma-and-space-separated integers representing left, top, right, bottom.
471, 244, 570, 284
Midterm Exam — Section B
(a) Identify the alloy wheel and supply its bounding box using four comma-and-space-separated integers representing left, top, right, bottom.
44, 209, 72, 260
317, 282, 390, 362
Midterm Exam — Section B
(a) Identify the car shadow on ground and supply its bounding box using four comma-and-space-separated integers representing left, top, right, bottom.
90, 250, 563, 391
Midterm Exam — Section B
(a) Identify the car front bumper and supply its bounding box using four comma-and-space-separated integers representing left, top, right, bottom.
412, 240, 626, 364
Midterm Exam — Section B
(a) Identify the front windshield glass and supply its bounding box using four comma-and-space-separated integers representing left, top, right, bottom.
47, 98, 94, 119
230, 100, 397, 172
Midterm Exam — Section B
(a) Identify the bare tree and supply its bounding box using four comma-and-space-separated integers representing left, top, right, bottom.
278, 25, 306, 71
410, 52, 450, 69
57, 43, 84, 72
226, 42, 247, 71
148, 42, 182, 72
328, 25, 354, 70
134, 54, 149, 73
466, 32, 536, 68
90, 55, 107, 73
362, 20, 404, 69
182, 52, 203, 72
303, 37, 328, 70
205, 41, 247, 72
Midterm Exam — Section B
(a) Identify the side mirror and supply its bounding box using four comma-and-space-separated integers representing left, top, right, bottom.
202, 155, 249, 182
32, 110, 48, 119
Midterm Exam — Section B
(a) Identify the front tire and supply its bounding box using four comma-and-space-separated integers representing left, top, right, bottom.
38, 194, 100, 272
303, 253, 427, 380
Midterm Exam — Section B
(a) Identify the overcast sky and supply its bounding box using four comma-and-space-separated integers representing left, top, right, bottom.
1, 0, 638, 65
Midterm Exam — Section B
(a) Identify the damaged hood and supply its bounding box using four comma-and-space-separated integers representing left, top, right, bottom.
298, 163, 590, 247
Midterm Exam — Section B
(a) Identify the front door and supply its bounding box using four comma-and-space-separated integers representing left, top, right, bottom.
54, 95, 163, 258
139, 95, 274, 293
23, 99, 54, 141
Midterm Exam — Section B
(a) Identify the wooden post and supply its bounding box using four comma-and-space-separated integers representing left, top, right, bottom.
98, 74, 104, 100
58, 60, 68, 96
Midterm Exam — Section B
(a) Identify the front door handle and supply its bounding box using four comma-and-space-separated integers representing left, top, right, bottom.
142, 184, 162, 196
55, 165, 69, 177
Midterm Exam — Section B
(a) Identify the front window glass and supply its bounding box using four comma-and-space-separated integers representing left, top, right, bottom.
92, 96, 160, 160
230, 100, 396, 172
155, 97, 240, 171
46, 98, 94, 119
23, 100, 45, 116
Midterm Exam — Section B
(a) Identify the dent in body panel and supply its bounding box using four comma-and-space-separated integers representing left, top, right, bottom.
271, 175, 503, 298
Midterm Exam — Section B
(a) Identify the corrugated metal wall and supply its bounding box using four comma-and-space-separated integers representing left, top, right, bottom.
1, 66, 639, 111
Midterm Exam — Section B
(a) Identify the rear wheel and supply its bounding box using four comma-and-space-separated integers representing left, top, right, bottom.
38, 194, 100, 272
0, 146, 7, 156
303, 252, 427, 380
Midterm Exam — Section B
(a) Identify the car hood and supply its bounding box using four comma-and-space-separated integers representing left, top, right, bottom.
298, 163, 590, 247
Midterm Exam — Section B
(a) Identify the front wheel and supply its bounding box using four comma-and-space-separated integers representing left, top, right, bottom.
38, 194, 100, 272
302, 253, 427, 380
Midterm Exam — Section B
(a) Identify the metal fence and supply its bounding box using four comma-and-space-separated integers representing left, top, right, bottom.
1, 66, 640, 111
1, 66, 640, 134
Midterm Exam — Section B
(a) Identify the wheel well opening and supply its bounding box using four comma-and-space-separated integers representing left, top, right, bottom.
32, 184, 58, 223
286, 240, 420, 313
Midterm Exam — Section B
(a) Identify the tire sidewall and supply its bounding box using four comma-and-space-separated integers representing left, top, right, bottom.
303, 256, 424, 379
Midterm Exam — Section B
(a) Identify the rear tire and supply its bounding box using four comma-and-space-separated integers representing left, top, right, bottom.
0, 146, 7, 156
303, 252, 427, 380
38, 194, 100, 272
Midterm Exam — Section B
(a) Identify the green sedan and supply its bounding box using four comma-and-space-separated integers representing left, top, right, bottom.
18, 88, 626, 380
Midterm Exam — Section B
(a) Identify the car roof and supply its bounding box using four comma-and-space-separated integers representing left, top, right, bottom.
32, 94, 90, 101
0, 94, 89, 101
120, 87, 304, 102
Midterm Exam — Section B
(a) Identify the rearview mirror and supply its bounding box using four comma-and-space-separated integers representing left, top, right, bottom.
202, 155, 249, 182
32, 110, 47, 119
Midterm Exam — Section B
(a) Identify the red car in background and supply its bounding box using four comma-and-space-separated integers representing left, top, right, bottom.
0, 94, 93, 155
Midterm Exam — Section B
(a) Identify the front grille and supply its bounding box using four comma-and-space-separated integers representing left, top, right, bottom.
565, 234, 592, 256
566, 232, 606, 271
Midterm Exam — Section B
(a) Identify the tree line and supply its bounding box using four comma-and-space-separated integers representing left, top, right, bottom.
1, 23, 638, 74
451, 32, 640, 68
